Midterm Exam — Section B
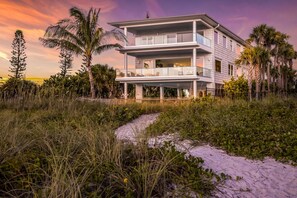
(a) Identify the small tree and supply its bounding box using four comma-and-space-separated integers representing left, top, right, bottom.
9, 30, 27, 78
59, 48, 73, 77
224, 75, 248, 99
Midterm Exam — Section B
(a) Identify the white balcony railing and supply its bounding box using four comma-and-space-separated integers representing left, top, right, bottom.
134, 33, 211, 47
116, 67, 212, 78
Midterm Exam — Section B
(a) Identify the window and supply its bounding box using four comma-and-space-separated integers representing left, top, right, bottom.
230, 40, 233, 51
236, 44, 241, 54
228, 64, 234, 76
214, 31, 219, 44
223, 36, 227, 48
215, 60, 221, 73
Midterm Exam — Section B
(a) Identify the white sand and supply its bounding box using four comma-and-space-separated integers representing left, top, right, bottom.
115, 114, 297, 198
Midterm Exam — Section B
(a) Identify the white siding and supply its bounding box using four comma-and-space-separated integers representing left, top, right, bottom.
213, 30, 242, 84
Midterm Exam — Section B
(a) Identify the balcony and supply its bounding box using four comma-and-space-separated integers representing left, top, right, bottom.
116, 66, 212, 78
134, 33, 211, 48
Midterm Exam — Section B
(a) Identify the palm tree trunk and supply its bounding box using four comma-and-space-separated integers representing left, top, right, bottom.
248, 64, 253, 101
261, 65, 265, 96
86, 55, 96, 99
267, 64, 271, 94
277, 62, 281, 94
255, 64, 260, 100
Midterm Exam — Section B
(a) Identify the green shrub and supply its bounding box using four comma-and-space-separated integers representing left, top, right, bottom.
147, 97, 297, 164
224, 75, 248, 99
41, 64, 121, 98
0, 78, 39, 99
0, 99, 219, 197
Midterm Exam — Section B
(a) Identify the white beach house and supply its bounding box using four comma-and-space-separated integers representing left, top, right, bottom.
109, 14, 247, 100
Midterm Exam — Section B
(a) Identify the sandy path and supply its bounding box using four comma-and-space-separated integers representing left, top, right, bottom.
115, 114, 297, 198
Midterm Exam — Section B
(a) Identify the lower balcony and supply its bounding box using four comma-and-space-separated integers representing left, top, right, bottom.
116, 66, 212, 78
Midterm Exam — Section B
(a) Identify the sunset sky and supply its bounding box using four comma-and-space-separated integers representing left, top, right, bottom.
0, 0, 296, 78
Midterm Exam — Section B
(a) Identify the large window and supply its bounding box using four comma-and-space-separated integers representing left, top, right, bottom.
228, 64, 234, 76
196, 57, 204, 67
214, 31, 219, 44
215, 59, 221, 73
223, 36, 227, 48
155, 58, 191, 68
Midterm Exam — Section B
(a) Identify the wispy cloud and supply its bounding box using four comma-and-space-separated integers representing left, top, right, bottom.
0, 0, 119, 77
0, 51, 9, 61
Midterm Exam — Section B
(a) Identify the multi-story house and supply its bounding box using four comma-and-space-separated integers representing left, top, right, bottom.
109, 14, 247, 100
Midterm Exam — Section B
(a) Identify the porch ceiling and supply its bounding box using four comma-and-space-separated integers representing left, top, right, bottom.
126, 21, 209, 35
124, 48, 210, 57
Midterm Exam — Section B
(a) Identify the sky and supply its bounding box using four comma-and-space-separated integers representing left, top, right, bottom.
0, 0, 297, 78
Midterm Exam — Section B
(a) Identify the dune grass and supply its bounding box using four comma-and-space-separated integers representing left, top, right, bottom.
147, 96, 297, 164
0, 97, 220, 197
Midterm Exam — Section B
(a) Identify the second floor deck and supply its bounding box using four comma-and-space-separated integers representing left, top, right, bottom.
116, 66, 212, 83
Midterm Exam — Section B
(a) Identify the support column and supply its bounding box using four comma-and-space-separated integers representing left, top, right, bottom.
193, 20, 197, 77
177, 89, 182, 99
124, 27, 127, 46
193, 48, 197, 75
124, 52, 128, 77
160, 86, 164, 101
124, 82, 128, 100
135, 84, 143, 100
193, 20, 197, 42
193, 80, 197, 98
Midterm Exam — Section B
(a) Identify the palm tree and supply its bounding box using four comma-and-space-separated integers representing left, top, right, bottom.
40, 7, 125, 98
248, 24, 276, 94
271, 31, 289, 93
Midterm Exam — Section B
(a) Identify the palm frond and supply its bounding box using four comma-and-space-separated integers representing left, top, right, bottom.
94, 44, 122, 55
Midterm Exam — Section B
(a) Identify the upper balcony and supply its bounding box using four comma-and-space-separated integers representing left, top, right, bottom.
133, 33, 211, 48
116, 20, 213, 55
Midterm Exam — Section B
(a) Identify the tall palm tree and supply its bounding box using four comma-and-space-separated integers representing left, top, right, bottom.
40, 7, 125, 98
271, 31, 289, 93
248, 24, 276, 94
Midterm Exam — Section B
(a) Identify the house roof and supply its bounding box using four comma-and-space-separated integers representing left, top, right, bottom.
108, 14, 247, 46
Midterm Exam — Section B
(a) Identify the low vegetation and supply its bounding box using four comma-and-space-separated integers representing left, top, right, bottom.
147, 97, 297, 164
0, 98, 220, 197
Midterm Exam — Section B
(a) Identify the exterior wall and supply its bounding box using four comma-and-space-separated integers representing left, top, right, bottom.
213, 29, 243, 85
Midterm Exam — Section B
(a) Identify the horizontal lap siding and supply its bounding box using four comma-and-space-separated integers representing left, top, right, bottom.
214, 30, 241, 84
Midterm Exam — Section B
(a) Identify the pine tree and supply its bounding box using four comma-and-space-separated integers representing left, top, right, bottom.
9, 30, 27, 78
59, 48, 73, 77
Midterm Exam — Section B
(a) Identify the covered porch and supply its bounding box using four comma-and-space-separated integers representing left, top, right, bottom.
120, 78, 214, 100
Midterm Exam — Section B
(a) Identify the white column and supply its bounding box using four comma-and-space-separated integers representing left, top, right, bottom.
193, 80, 197, 98
136, 84, 143, 100
193, 20, 197, 42
193, 48, 197, 75
160, 86, 164, 101
124, 52, 128, 77
124, 27, 127, 46
124, 82, 128, 100
177, 89, 182, 99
